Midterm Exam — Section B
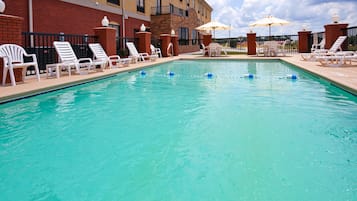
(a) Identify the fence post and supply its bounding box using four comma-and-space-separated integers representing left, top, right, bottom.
324, 23, 348, 50
59, 32, 65, 41
170, 35, 179, 56
93, 27, 116, 56
247, 32, 256, 55
298, 30, 312, 53
0, 14, 24, 84
160, 34, 171, 57
136, 31, 151, 55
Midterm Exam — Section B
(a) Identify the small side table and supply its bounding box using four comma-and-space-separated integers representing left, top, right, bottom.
46, 63, 71, 79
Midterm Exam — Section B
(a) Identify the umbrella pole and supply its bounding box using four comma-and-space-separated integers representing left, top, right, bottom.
269, 25, 272, 40
213, 28, 215, 41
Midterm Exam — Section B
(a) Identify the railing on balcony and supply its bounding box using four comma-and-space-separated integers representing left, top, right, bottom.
151, 5, 189, 17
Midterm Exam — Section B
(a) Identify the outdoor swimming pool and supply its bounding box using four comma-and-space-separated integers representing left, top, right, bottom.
0, 60, 356, 201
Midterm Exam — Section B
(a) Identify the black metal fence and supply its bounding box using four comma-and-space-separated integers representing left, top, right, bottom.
151, 6, 189, 17
116, 37, 137, 57
22, 32, 98, 74
346, 26, 357, 51
306, 26, 357, 51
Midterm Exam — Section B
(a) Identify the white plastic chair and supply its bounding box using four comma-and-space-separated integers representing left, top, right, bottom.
89, 43, 131, 69
311, 38, 325, 52
0, 44, 40, 86
256, 42, 266, 56
277, 40, 288, 56
126, 42, 157, 62
53, 41, 100, 75
150, 44, 162, 58
301, 36, 347, 61
207, 43, 227, 57
316, 51, 356, 67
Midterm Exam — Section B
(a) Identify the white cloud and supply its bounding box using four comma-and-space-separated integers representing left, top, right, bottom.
205, 0, 357, 38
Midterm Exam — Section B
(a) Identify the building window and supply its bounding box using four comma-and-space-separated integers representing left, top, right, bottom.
109, 24, 120, 38
155, 0, 162, 14
179, 8, 183, 16
192, 30, 198, 45
179, 27, 189, 45
107, 0, 120, 5
137, 0, 145, 13
170, 4, 174, 13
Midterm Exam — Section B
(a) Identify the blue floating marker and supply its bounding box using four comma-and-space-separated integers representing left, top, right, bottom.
287, 74, 297, 80
206, 72, 213, 78
140, 70, 146, 75
167, 71, 175, 76
244, 73, 254, 79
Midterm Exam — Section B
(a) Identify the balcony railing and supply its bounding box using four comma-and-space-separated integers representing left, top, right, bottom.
151, 6, 189, 17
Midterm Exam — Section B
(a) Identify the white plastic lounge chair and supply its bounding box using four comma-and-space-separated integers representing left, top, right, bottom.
0, 44, 40, 86
150, 44, 162, 58
126, 42, 158, 62
53, 41, 101, 75
89, 43, 131, 69
311, 38, 325, 52
316, 51, 357, 67
277, 40, 289, 56
301, 36, 347, 61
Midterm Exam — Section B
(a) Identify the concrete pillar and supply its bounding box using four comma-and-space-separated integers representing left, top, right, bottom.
0, 14, 24, 84
93, 27, 116, 56
160, 34, 171, 57
135, 31, 151, 55
170, 35, 179, 56
324, 23, 348, 50
247, 32, 256, 55
298, 31, 312, 53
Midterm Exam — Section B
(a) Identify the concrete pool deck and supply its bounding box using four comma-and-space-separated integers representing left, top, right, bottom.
1, 54, 357, 103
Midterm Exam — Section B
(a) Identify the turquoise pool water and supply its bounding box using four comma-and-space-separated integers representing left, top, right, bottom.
0, 60, 356, 201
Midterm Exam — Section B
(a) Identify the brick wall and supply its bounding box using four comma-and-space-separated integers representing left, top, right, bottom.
151, 14, 172, 40
151, 8, 202, 40
0, 14, 24, 83
3, 0, 148, 38
0, 14, 23, 45
3, 0, 29, 32
171, 8, 202, 36
126, 18, 150, 39
151, 8, 202, 53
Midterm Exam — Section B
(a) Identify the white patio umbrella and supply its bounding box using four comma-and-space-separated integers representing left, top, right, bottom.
195, 21, 231, 38
249, 15, 290, 37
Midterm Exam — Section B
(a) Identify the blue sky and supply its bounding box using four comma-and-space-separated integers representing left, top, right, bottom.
205, 0, 357, 38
